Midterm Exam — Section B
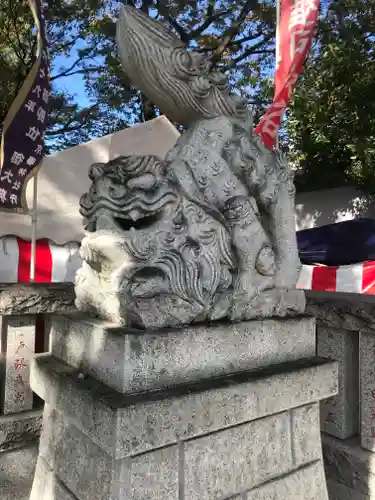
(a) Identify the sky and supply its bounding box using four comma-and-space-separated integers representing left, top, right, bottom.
52, 48, 91, 108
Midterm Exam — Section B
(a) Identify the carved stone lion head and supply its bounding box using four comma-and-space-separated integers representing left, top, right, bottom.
79, 155, 176, 233
76, 155, 235, 328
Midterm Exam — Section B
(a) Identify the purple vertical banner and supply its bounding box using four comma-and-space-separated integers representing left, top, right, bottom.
0, 0, 50, 212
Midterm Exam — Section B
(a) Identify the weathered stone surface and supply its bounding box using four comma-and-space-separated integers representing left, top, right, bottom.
245, 461, 328, 499
317, 326, 359, 439
130, 446, 179, 500
306, 290, 375, 334
39, 404, 179, 500
40, 401, 335, 500
41, 406, 114, 500
74, 5, 305, 329
326, 480, 370, 500
292, 403, 322, 467
30, 456, 79, 500
0, 283, 76, 316
359, 331, 375, 451
31, 353, 337, 459
50, 315, 316, 393
183, 412, 292, 500
0, 445, 38, 500
2, 316, 36, 414
0, 409, 42, 451
323, 434, 375, 497
39, 405, 125, 500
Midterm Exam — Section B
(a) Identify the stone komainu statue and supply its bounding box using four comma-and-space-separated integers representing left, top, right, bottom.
74, 6, 305, 329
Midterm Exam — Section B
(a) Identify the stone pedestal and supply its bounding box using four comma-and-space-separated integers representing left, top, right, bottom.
29, 314, 337, 500
317, 325, 359, 439
323, 434, 375, 500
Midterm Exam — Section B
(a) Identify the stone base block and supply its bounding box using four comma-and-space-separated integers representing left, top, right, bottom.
31, 353, 337, 458
0, 444, 38, 500
245, 461, 328, 499
323, 433, 375, 499
0, 409, 42, 452
317, 326, 359, 439
326, 480, 370, 500
30, 456, 77, 500
32, 403, 331, 500
30, 350, 337, 500
50, 314, 316, 393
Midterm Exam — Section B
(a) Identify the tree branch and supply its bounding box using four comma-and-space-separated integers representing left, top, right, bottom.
210, 0, 258, 67
51, 56, 85, 81
191, 8, 233, 38
51, 66, 103, 81
46, 103, 100, 136
46, 123, 86, 136
190, 0, 216, 37
3, 3, 30, 67
227, 33, 274, 67
155, 0, 191, 45
50, 48, 100, 80
50, 33, 82, 55
9, 0, 28, 62
249, 98, 272, 105
229, 31, 264, 46
251, 49, 275, 54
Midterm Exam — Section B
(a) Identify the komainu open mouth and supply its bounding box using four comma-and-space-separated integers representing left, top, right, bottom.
83, 210, 164, 233
113, 212, 163, 232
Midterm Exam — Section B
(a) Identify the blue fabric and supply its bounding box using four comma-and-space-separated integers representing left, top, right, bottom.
297, 218, 375, 266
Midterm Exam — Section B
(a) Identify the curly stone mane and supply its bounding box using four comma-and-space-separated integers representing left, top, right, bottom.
87, 155, 165, 183
79, 155, 178, 226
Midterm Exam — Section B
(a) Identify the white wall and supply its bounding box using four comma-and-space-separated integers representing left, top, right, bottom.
0, 116, 180, 244
1, 116, 372, 243
295, 186, 375, 231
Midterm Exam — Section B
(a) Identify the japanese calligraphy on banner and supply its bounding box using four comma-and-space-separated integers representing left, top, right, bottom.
254, 0, 320, 149
0, 0, 50, 212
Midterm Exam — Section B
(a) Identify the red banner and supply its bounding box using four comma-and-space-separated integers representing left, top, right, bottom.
254, 0, 320, 149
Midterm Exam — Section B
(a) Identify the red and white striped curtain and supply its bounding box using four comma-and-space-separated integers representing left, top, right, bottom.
297, 262, 375, 294
1, 237, 375, 294
0, 237, 81, 283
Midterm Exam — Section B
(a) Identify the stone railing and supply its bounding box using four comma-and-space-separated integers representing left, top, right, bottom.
306, 290, 375, 499
0, 283, 75, 452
